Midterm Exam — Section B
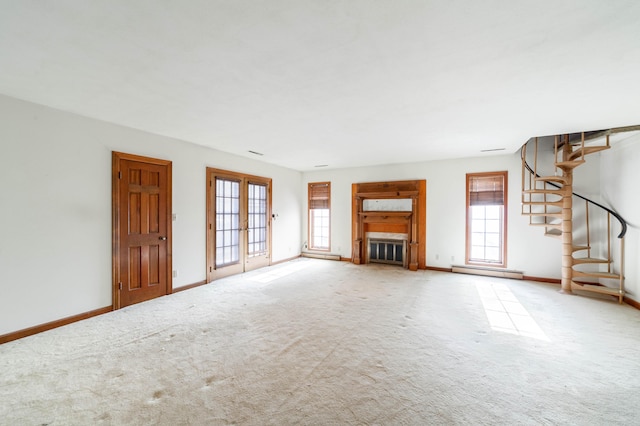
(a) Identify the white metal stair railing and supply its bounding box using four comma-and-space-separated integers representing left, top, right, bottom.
521, 132, 626, 303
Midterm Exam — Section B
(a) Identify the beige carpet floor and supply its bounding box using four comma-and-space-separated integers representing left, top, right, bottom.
1, 258, 640, 425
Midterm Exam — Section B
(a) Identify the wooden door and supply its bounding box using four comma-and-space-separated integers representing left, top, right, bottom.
113, 152, 172, 309
207, 169, 271, 281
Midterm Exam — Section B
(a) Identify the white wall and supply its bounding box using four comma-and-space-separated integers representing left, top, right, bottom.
600, 134, 640, 302
302, 153, 562, 279
4, 91, 632, 336
0, 95, 302, 335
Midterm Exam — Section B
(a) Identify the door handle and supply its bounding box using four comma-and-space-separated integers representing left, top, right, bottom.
159, 236, 167, 241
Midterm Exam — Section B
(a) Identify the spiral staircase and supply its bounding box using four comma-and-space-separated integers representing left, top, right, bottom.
521, 132, 626, 303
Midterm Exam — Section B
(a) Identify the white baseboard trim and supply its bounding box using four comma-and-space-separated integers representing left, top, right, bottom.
301, 252, 342, 261
452, 265, 524, 280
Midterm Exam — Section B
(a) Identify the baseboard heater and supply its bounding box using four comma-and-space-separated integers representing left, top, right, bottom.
301, 252, 342, 261
452, 265, 524, 280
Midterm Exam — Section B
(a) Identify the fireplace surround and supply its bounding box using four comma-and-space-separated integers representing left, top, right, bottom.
352, 180, 426, 270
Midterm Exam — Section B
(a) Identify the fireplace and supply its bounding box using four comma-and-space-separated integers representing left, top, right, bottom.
366, 233, 408, 267
368, 239, 406, 266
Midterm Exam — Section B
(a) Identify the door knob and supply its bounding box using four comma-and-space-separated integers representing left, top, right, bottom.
159, 236, 167, 241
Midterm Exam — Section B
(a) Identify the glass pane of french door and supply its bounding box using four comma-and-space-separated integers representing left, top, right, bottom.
247, 183, 268, 257
215, 178, 240, 267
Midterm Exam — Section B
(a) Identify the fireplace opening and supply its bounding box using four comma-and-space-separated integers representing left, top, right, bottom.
368, 239, 406, 267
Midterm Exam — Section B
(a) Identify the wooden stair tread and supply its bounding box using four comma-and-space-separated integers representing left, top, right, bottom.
572, 270, 620, 279
523, 189, 564, 195
535, 175, 569, 184
555, 159, 586, 170
568, 145, 610, 161
529, 221, 561, 227
545, 229, 562, 238
522, 212, 562, 217
572, 257, 611, 265
521, 201, 564, 206
571, 281, 623, 296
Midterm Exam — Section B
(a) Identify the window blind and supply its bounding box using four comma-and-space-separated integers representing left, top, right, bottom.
309, 182, 330, 209
469, 175, 504, 206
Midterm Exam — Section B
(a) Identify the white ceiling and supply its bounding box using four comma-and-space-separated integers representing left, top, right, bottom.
1, 1, 640, 171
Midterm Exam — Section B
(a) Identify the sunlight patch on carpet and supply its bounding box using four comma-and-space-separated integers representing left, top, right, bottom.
476, 281, 549, 341
251, 261, 310, 283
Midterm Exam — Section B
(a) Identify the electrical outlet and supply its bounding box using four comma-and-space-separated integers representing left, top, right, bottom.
435, 254, 439, 260
172, 270, 178, 278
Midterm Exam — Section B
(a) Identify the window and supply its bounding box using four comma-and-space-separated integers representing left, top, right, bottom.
466, 172, 507, 266
308, 182, 330, 250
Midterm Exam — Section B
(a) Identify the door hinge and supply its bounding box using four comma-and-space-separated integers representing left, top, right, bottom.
209, 267, 212, 272
118, 282, 122, 290
118, 171, 122, 179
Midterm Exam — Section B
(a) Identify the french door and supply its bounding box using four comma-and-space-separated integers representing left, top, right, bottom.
206, 168, 271, 281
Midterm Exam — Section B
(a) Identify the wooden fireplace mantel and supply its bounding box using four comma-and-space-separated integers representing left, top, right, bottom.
352, 180, 426, 270
359, 211, 412, 222
354, 191, 419, 199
